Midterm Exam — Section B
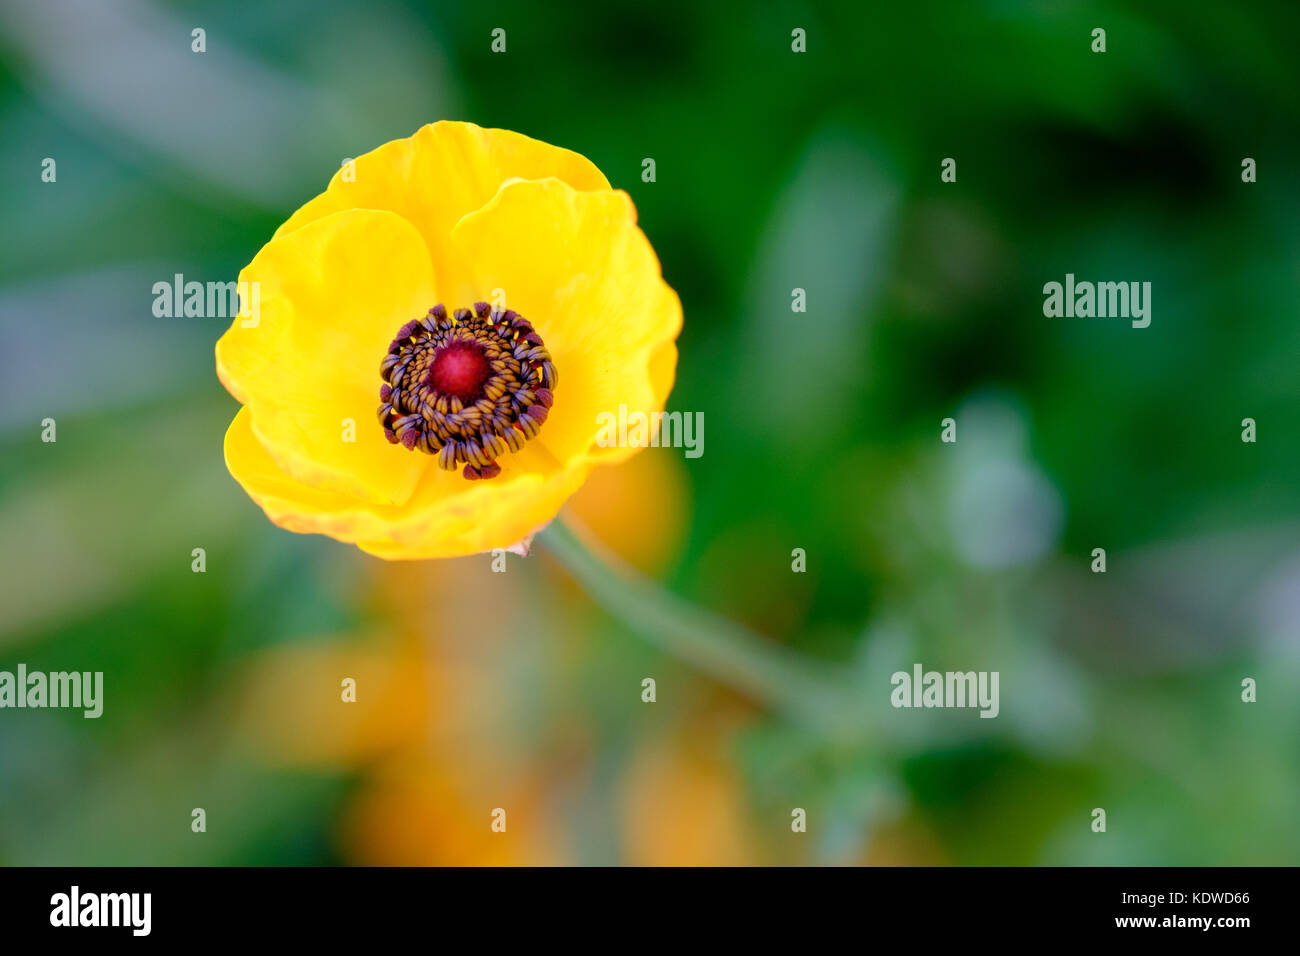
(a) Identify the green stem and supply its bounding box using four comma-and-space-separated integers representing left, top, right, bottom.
541, 517, 860, 735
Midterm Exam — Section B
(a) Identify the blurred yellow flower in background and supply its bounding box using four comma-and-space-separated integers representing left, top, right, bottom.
231, 509, 772, 867
564, 446, 689, 575
340, 751, 564, 866
234, 555, 578, 865
236, 633, 562, 865
621, 712, 756, 866
236, 637, 429, 768
216, 121, 682, 559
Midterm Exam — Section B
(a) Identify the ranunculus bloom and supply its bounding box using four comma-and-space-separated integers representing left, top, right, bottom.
216, 121, 681, 559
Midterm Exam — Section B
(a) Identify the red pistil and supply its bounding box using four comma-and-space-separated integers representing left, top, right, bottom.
427, 341, 489, 402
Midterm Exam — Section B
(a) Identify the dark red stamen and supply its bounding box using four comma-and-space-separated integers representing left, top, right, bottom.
377, 302, 558, 480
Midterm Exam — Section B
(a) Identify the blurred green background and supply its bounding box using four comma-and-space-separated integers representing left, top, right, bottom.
1, 0, 1298, 865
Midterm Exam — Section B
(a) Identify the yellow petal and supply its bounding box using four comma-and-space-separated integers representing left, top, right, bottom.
223, 406, 395, 542
356, 455, 591, 560
450, 178, 682, 467
225, 405, 590, 559
216, 209, 437, 506
274, 121, 611, 287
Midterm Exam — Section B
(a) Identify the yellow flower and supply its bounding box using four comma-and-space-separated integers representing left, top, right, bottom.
216, 121, 681, 559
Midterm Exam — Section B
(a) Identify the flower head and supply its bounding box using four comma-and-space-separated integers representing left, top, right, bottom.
377, 301, 556, 480
216, 122, 681, 558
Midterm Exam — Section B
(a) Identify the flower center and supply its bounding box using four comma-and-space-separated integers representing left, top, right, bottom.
378, 301, 556, 480
427, 341, 490, 402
